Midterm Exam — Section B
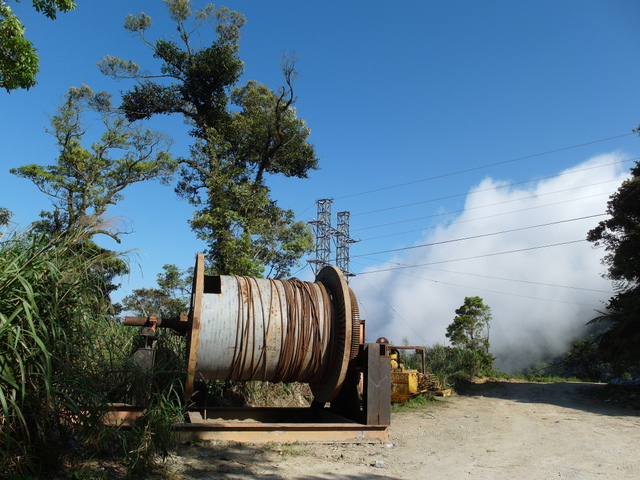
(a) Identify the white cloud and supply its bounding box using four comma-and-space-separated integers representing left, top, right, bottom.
352, 153, 630, 372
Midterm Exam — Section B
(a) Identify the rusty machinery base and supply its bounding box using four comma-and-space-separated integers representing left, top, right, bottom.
181, 407, 387, 442
107, 406, 387, 443
106, 343, 391, 443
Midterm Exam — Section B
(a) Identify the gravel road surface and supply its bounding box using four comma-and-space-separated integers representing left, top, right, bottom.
160, 380, 640, 480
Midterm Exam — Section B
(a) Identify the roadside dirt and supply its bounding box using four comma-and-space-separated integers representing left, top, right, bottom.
158, 380, 640, 479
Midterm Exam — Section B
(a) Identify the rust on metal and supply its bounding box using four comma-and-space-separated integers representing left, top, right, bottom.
180, 407, 387, 442
123, 313, 189, 334
120, 253, 392, 435
174, 424, 388, 443
309, 265, 353, 403
194, 274, 334, 385
363, 343, 391, 426
348, 288, 363, 360
103, 405, 387, 443
184, 252, 205, 401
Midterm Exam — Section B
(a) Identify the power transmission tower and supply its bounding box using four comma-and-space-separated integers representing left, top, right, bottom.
336, 211, 357, 282
309, 200, 358, 281
309, 198, 333, 275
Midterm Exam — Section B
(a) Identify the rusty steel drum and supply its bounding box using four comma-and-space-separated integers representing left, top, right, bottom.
184, 254, 359, 403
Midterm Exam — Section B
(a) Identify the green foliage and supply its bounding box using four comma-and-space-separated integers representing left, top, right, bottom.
99, 1, 317, 277
0, 3, 38, 90
0, 226, 189, 477
0, 227, 118, 477
0, 1, 75, 91
499, 372, 584, 383
445, 296, 494, 377
391, 392, 438, 412
446, 296, 491, 350
589, 288, 640, 372
423, 344, 493, 388
242, 381, 310, 407
395, 349, 423, 372
193, 379, 312, 409
11, 84, 175, 242
0, 206, 11, 226
562, 337, 606, 381
587, 160, 640, 370
121, 264, 191, 318
122, 387, 184, 475
10, 83, 175, 308
30, 1, 75, 19
587, 161, 640, 283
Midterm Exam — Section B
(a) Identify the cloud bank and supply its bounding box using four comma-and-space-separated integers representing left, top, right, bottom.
352, 153, 630, 372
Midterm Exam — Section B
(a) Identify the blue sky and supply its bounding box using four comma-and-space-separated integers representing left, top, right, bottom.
2, 1, 640, 370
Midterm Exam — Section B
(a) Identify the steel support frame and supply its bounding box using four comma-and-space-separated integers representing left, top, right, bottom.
327, 342, 391, 426
361, 343, 391, 426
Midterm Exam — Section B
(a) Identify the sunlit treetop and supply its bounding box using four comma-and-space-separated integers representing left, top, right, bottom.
0, 1, 76, 91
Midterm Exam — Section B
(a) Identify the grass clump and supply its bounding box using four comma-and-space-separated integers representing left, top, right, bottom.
391, 393, 439, 413
0, 229, 117, 477
494, 372, 584, 383
259, 441, 308, 457
0, 228, 184, 478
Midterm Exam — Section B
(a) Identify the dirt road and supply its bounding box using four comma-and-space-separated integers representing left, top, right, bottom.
163, 380, 640, 479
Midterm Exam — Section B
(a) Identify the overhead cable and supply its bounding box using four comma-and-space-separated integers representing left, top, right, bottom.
357, 275, 428, 345
357, 239, 586, 274
355, 268, 606, 308
334, 133, 634, 200
353, 179, 619, 233
353, 214, 604, 258
358, 191, 614, 242
352, 258, 612, 294
352, 157, 635, 217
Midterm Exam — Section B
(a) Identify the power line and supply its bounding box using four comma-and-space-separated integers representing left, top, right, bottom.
357, 239, 586, 274
357, 274, 428, 345
334, 133, 635, 201
358, 191, 614, 242
353, 214, 604, 258
352, 258, 612, 294
353, 179, 619, 233
358, 268, 606, 308
352, 157, 635, 217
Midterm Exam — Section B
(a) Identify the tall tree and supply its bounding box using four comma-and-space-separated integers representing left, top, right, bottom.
446, 296, 494, 376
99, 0, 317, 277
0, 0, 75, 91
121, 264, 191, 318
11, 84, 176, 300
11, 84, 175, 241
587, 160, 640, 369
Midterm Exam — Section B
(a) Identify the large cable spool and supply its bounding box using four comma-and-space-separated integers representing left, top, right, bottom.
184, 254, 360, 403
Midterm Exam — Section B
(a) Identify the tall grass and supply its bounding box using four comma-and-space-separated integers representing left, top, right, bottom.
0, 229, 113, 476
0, 227, 184, 478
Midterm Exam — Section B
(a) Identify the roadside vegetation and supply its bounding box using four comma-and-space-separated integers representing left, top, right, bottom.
391, 393, 440, 413
2, 1, 639, 479
1, 1, 319, 476
0, 226, 186, 479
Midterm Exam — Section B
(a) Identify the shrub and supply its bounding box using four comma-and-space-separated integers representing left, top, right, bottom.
0, 229, 116, 476
423, 344, 494, 388
0, 228, 185, 477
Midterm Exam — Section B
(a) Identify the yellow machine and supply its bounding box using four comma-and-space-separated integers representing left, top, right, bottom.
389, 352, 423, 402
377, 338, 451, 402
